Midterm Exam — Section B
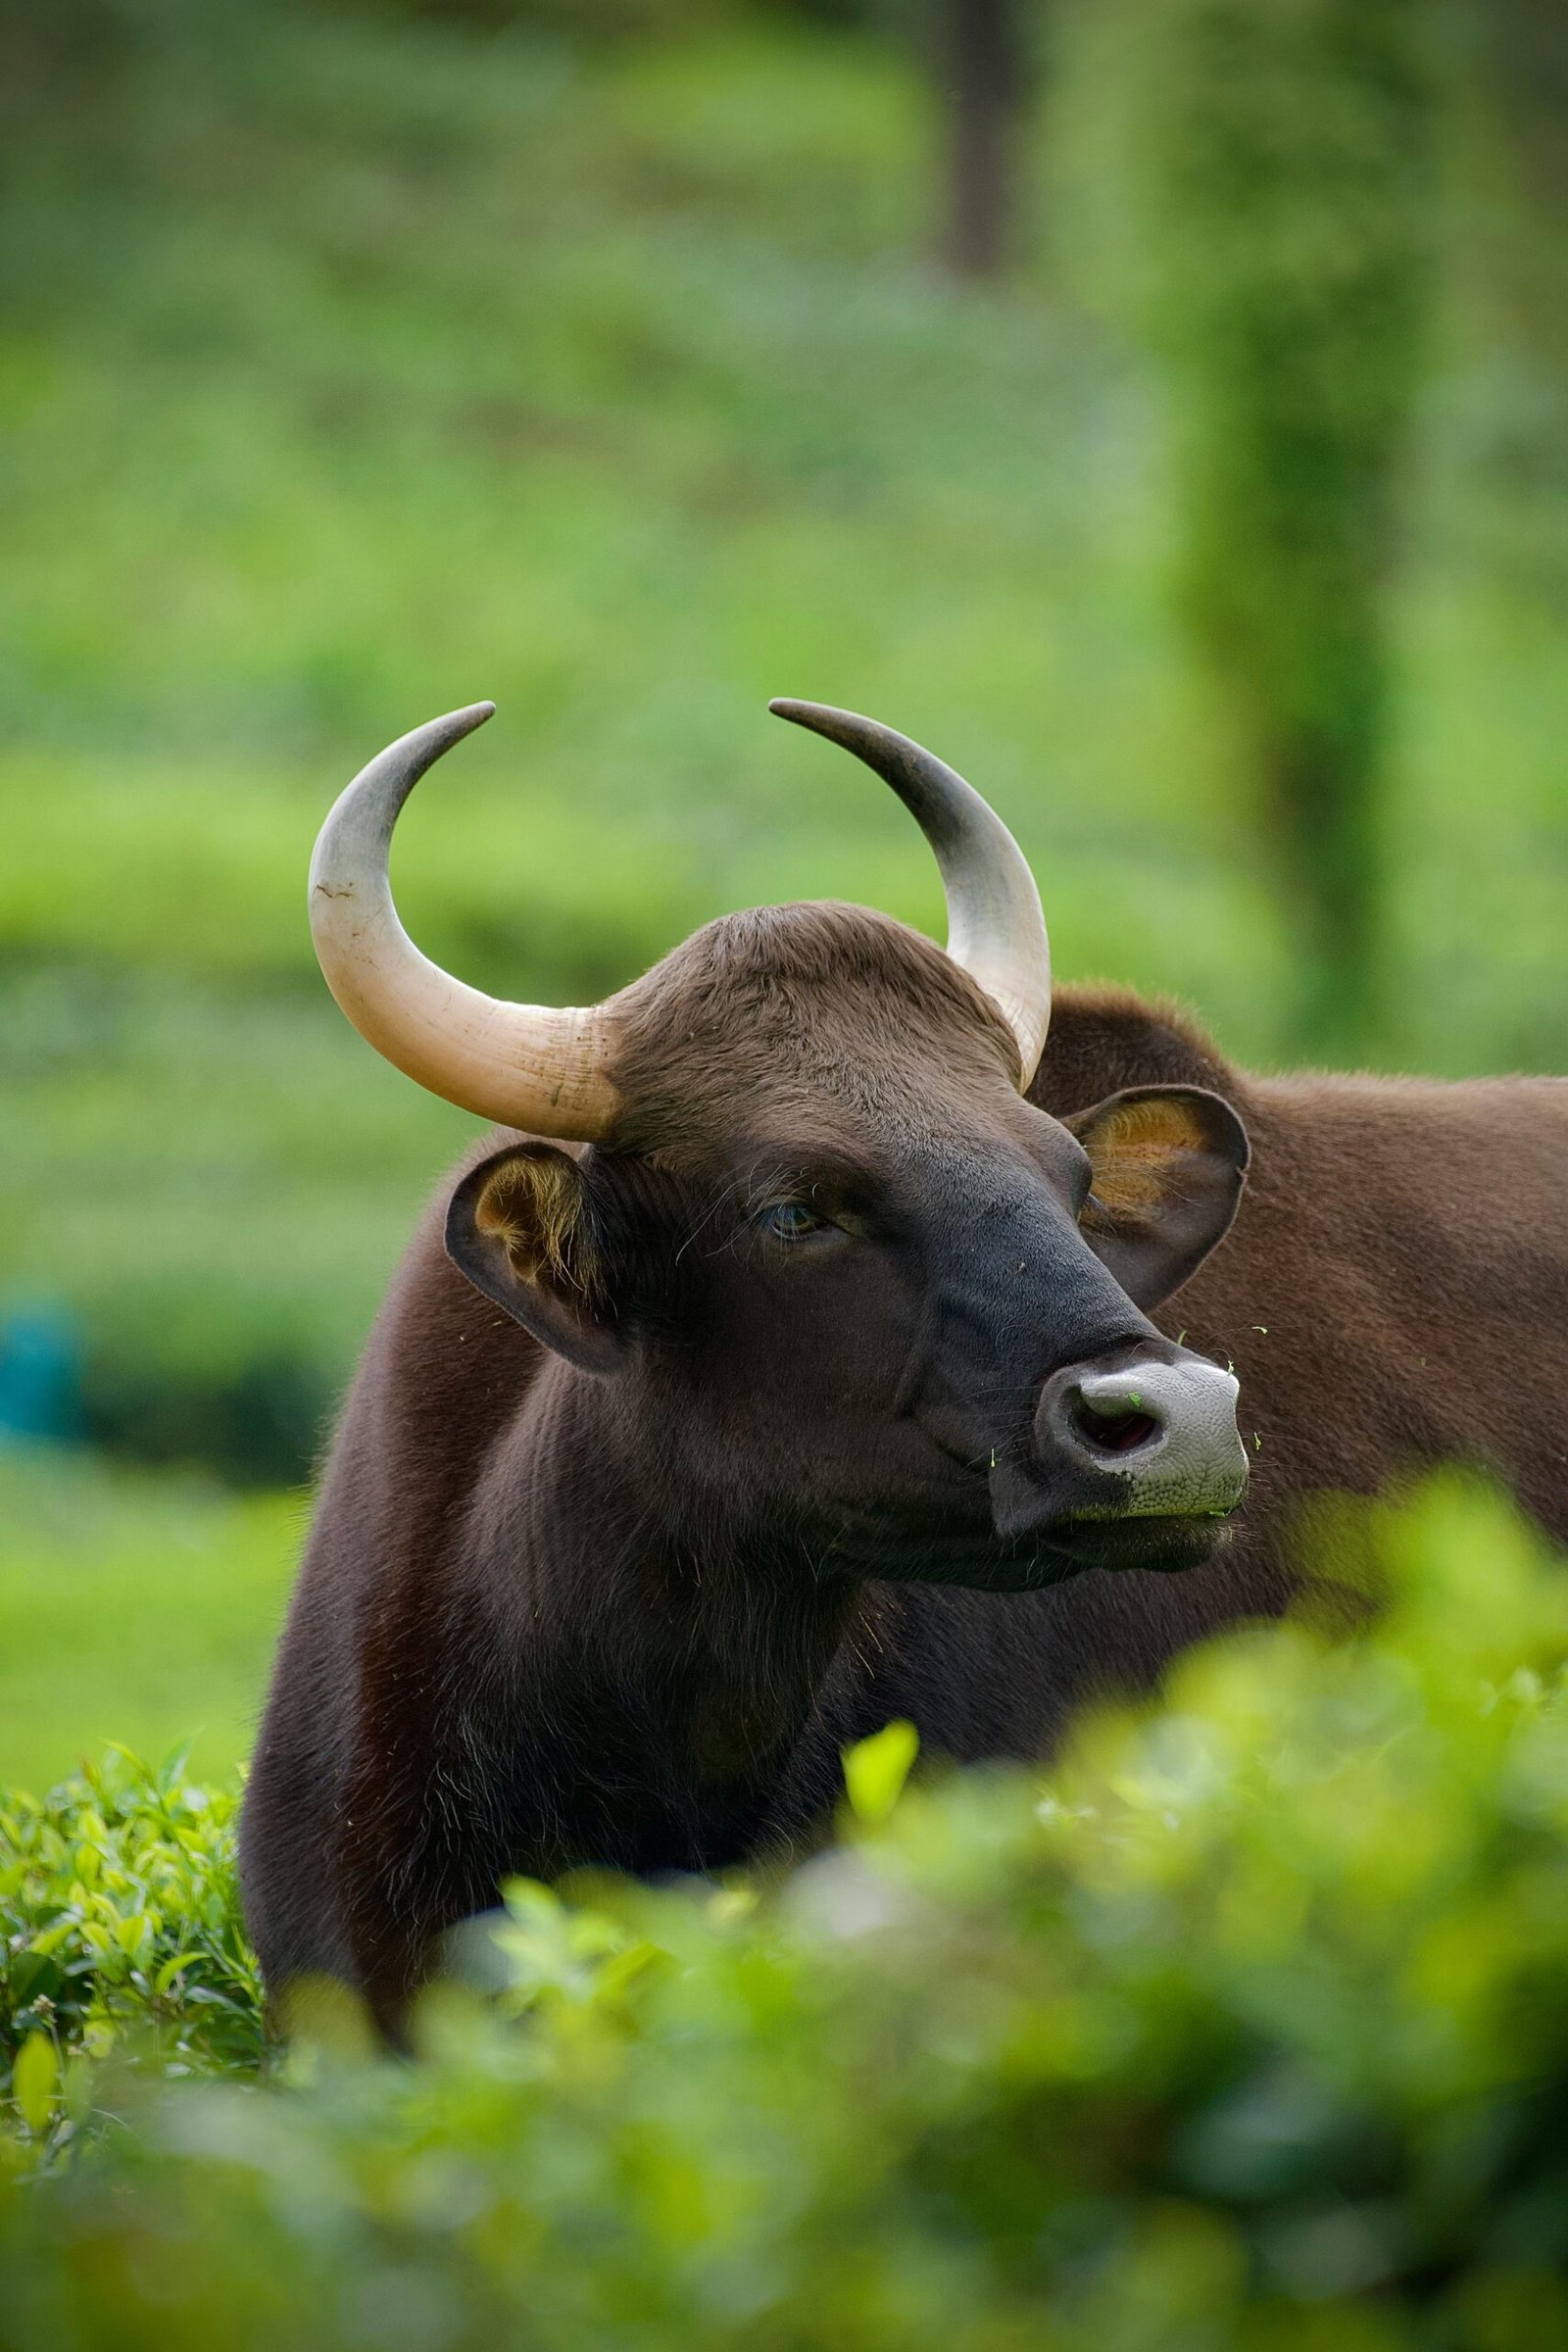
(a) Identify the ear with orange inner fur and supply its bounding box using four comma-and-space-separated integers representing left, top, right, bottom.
1065, 1085, 1250, 1311
445, 1143, 626, 1374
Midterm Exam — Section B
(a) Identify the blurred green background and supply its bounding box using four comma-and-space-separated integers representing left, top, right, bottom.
0, 0, 1564, 1788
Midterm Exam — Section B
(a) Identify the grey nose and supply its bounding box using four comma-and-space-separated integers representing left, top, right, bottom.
1035, 1351, 1248, 1520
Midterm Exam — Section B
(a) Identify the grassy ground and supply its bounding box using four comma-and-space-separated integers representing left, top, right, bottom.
1, 6, 1565, 1485
0, 1452, 300, 1794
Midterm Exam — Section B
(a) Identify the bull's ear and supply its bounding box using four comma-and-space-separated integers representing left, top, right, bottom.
1065, 1085, 1250, 1310
445, 1144, 625, 1374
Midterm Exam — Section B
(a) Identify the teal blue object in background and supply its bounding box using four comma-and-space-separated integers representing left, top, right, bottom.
0, 1306, 84, 1447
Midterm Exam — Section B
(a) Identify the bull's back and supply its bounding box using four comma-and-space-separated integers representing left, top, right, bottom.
1181, 1073, 1568, 1541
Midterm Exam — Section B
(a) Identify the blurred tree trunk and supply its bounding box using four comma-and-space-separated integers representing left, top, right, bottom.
938, 0, 1025, 278
1482, 0, 1568, 377
1488, 0, 1568, 221
1114, 0, 1438, 1057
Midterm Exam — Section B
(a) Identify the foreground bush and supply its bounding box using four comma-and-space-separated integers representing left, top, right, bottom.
2, 1480, 1566, 2348
0, 1748, 262, 2114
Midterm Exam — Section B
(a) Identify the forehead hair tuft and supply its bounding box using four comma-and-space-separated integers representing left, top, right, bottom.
607, 902, 1022, 1155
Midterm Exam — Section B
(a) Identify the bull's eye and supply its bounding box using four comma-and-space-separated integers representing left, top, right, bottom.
759, 1200, 827, 1243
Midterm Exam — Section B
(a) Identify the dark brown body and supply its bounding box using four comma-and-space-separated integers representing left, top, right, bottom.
242, 985, 1568, 2024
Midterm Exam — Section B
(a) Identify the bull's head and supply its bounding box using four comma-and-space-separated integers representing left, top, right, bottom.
310, 701, 1250, 1587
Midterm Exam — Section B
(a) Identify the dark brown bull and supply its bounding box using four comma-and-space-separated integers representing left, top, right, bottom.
242, 702, 1568, 2029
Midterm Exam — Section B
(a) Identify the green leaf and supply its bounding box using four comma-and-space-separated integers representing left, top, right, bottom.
7, 1951, 62, 2010
13, 2034, 58, 2136
26, 1922, 76, 1960
594, 1940, 666, 2006
841, 1720, 919, 1827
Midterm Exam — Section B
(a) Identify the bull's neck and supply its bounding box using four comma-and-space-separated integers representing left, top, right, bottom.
466, 1364, 863, 1877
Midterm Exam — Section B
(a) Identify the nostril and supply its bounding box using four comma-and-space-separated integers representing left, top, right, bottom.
1070, 1395, 1163, 1456
1030, 1352, 1244, 1522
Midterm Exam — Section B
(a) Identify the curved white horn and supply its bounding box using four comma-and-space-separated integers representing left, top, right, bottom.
309, 703, 618, 1139
768, 701, 1052, 1084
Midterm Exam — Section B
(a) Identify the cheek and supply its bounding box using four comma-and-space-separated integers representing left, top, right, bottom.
704, 1254, 923, 1427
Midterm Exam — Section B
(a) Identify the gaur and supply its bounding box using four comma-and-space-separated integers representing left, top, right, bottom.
242, 699, 1568, 2029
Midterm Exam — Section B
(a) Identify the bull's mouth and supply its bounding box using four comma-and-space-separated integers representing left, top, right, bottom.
818, 1499, 1233, 1591
1044, 1511, 1232, 1576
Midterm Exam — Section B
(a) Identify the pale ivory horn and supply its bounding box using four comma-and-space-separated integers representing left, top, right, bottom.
309, 703, 619, 1139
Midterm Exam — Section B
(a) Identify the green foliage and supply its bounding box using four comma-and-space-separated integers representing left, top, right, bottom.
0, 1746, 263, 2161
2, 1482, 1567, 2343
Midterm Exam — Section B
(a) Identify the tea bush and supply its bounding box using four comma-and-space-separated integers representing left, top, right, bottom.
2, 1479, 1566, 2347
0, 1747, 263, 2116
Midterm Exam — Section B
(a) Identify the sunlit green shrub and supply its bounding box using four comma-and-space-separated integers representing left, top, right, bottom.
2, 1480, 1566, 2343
0, 1746, 263, 2145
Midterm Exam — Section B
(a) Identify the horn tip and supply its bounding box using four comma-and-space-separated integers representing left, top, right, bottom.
425, 699, 497, 755
768, 696, 846, 736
